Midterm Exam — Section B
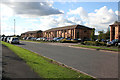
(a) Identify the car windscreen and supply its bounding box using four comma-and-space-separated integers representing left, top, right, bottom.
13, 38, 19, 40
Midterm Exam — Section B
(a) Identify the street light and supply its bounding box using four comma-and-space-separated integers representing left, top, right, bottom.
14, 19, 15, 36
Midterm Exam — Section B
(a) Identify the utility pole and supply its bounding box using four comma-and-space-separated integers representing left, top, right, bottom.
14, 19, 15, 36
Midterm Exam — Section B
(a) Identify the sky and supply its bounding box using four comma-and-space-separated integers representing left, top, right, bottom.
1, 0, 120, 36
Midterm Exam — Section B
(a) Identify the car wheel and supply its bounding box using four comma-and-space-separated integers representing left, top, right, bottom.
115, 43, 118, 46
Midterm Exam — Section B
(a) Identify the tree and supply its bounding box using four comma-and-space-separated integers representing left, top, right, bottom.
90, 28, 95, 41
104, 30, 110, 40
2, 34, 5, 37
98, 30, 110, 41
98, 30, 104, 40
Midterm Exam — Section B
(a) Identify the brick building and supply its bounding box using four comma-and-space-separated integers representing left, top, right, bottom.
21, 30, 43, 38
43, 25, 94, 40
109, 22, 120, 41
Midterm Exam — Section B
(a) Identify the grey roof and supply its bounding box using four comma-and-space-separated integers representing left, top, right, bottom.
110, 22, 120, 26
44, 24, 93, 32
21, 30, 42, 35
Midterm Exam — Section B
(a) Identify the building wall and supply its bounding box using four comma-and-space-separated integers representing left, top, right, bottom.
110, 25, 120, 41
21, 31, 43, 38
43, 28, 92, 40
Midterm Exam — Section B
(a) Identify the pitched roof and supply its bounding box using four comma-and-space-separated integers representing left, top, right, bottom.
110, 22, 120, 26
21, 30, 42, 34
44, 24, 93, 32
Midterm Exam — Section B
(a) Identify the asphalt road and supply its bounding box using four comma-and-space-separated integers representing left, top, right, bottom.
16, 41, 118, 78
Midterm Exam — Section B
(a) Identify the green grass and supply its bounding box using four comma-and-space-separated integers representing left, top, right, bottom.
73, 45, 119, 52
1, 41, 95, 79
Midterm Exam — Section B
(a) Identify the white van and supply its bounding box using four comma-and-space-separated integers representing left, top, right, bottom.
9, 37, 19, 44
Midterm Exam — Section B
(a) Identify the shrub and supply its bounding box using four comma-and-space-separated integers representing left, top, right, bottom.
84, 41, 106, 46
99, 42, 106, 46
60, 39, 78, 43
60, 39, 71, 43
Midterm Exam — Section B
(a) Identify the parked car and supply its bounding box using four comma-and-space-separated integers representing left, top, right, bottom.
9, 37, 19, 44
71, 38, 81, 42
107, 39, 120, 46
60, 38, 71, 43
26, 37, 32, 40
56, 37, 64, 41
23, 37, 27, 40
31, 37, 37, 41
118, 43, 120, 47
47, 38, 54, 41
2, 37, 5, 41
1, 37, 3, 41
43, 37, 47, 41
3, 37, 8, 42
36, 38, 41, 41
7, 37, 11, 43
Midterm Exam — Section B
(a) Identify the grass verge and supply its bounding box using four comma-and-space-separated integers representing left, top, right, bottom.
72, 45, 119, 52
1, 41, 95, 79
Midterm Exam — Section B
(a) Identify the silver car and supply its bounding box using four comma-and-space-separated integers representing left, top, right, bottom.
9, 37, 19, 44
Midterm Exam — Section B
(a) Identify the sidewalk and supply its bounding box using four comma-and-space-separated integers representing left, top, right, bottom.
2, 45, 40, 79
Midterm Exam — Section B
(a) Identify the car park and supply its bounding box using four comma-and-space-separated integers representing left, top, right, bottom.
23, 37, 27, 40
1, 37, 3, 41
31, 37, 37, 41
36, 38, 41, 41
26, 37, 32, 40
7, 37, 11, 43
9, 37, 19, 44
56, 37, 64, 41
107, 39, 120, 46
53, 37, 59, 42
3, 37, 8, 42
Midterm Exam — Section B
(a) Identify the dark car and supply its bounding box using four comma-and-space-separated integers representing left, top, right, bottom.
107, 39, 120, 46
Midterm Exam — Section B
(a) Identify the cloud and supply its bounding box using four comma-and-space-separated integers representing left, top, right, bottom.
67, 7, 88, 21
1, 4, 14, 19
2, 2, 63, 17
37, 15, 76, 31
25, 19, 38, 22
68, 17, 83, 24
115, 11, 120, 21
67, 6, 117, 33
88, 6, 117, 30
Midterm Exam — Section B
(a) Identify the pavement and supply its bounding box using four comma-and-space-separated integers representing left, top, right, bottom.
2, 44, 40, 79
15, 41, 118, 79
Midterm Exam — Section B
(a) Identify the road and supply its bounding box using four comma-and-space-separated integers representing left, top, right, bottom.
16, 41, 118, 78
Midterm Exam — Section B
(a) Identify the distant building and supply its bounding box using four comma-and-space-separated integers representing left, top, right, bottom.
109, 22, 120, 41
21, 30, 43, 38
43, 25, 94, 40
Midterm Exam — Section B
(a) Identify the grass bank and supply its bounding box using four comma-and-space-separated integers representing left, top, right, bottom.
72, 45, 119, 52
2, 41, 95, 79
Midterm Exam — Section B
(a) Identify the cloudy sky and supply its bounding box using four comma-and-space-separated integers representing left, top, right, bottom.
1, 0, 119, 35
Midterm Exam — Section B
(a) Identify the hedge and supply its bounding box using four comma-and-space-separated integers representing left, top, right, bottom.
83, 41, 106, 46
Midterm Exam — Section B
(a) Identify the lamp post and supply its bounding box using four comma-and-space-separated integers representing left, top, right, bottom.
14, 19, 15, 36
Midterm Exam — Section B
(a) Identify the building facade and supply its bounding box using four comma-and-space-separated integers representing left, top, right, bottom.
21, 30, 43, 38
43, 25, 94, 40
109, 22, 120, 41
